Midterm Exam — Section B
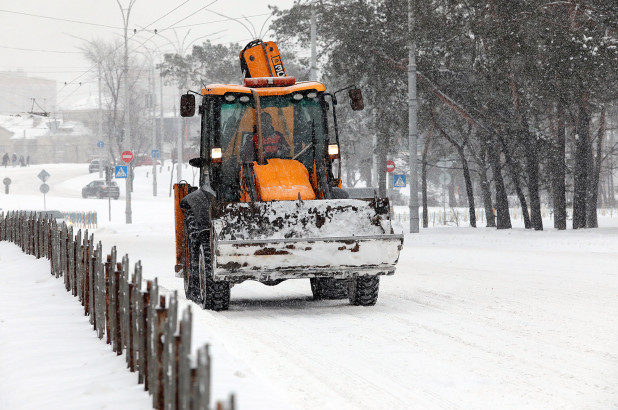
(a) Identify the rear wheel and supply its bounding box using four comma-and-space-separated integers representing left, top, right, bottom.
198, 243, 230, 311
182, 211, 201, 302
310, 278, 349, 300
349, 275, 380, 306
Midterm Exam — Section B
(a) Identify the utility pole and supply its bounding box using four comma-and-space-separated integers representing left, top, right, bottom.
408, 0, 420, 233
118, 0, 136, 224
98, 62, 103, 179
160, 68, 164, 177
151, 64, 157, 196
310, 1, 317, 81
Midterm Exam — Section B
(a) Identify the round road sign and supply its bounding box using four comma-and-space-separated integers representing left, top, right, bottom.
40, 183, 50, 194
386, 160, 395, 173
121, 150, 134, 163
3, 177, 10, 185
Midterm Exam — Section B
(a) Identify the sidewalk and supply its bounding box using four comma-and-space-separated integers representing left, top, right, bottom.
0, 242, 152, 410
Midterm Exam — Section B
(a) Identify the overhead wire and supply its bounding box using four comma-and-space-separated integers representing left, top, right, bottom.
10, 0, 279, 111
171, 13, 271, 30
0, 8, 123, 30
0, 45, 82, 54
139, 0, 192, 31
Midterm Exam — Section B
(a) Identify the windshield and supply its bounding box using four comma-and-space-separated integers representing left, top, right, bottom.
219, 93, 326, 166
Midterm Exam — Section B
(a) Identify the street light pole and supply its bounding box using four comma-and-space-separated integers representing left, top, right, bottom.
151, 63, 157, 196
118, 0, 135, 224
310, 1, 317, 81
408, 0, 420, 233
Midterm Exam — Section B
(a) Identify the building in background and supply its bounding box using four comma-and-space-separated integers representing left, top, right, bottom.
0, 114, 94, 164
0, 71, 57, 115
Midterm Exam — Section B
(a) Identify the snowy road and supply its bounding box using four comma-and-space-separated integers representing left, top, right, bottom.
1, 164, 617, 409
187, 231, 618, 410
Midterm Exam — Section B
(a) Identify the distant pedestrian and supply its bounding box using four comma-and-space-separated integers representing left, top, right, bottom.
26, 155, 30, 166
19, 155, 25, 167
11, 152, 17, 167
2, 152, 8, 167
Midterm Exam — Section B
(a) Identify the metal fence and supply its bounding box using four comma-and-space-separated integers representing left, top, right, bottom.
0, 210, 236, 410
63, 210, 98, 229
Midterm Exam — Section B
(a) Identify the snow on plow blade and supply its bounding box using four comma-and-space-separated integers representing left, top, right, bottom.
210, 198, 404, 282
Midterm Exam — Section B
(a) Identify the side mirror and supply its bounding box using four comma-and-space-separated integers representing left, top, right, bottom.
348, 88, 364, 111
180, 94, 196, 117
188, 157, 205, 168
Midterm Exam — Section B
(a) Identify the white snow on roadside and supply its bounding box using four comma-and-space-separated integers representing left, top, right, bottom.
1, 163, 617, 410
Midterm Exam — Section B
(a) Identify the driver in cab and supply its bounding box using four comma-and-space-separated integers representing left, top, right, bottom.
242, 112, 290, 161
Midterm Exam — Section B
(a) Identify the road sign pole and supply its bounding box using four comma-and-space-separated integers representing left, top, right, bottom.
97, 141, 105, 179
121, 150, 134, 224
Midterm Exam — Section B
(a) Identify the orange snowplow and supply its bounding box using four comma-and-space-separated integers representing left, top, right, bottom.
174, 40, 403, 310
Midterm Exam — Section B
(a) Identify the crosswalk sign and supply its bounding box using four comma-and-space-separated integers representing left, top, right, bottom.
115, 165, 128, 179
393, 174, 406, 188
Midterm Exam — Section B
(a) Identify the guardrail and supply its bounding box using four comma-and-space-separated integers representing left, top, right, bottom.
0, 210, 236, 410
63, 210, 98, 229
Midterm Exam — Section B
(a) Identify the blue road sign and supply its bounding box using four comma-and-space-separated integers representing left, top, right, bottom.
97, 140, 104, 149
393, 174, 406, 188
151, 149, 160, 159
115, 165, 128, 179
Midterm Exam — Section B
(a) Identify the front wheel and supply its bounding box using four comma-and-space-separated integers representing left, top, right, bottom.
198, 244, 230, 311
310, 278, 349, 300
182, 212, 201, 302
349, 275, 380, 306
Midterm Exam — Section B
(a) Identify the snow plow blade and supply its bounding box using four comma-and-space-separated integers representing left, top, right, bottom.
210, 198, 404, 283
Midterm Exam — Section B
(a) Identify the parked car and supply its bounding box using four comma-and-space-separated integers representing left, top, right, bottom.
89, 159, 111, 173
82, 180, 120, 199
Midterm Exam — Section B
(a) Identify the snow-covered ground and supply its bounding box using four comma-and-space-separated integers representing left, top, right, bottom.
1, 163, 617, 410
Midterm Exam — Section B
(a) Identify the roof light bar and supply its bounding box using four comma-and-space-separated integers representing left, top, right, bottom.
243, 76, 296, 88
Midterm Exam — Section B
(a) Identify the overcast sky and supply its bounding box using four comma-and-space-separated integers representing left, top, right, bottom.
0, 0, 297, 110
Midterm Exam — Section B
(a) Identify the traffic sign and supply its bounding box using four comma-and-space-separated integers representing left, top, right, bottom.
3, 177, 10, 185
152, 149, 160, 159
37, 169, 50, 182
121, 150, 134, 163
39, 183, 50, 194
437, 158, 453, 169
393, 174, 406, 188
97, 140, 105, 149
386, 160, 395, 173
115, 165, 128, 178
439, 172, 451, 185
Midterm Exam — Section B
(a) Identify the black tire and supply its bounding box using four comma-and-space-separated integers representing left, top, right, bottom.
310, 278, 349, 300
198, 243, 230, 311
82, 191, 87, 199
349, 275, 380, 306
182, 212, 201, 302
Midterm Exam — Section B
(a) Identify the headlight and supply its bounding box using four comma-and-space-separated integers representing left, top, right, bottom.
211, 147, 222, 163
328, 144, 340, 159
